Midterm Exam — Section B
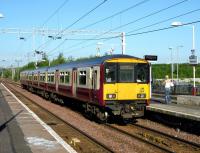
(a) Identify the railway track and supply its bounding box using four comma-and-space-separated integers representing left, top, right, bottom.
4, 81, 114, 153
3, 80, 200, 153
106, 123, 200, 153
131, 123, 200, 149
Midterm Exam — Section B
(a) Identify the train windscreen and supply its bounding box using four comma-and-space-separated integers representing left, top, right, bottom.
104, 63, 149, 83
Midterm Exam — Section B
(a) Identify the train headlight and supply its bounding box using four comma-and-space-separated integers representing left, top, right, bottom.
106, 94, 116, 99
137, 93, 146, 98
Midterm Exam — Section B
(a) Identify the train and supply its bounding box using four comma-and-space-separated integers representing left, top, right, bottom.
20, 54, 151, 122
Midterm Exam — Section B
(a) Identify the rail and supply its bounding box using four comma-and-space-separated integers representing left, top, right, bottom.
105, 123, 200, 153
4, 81, 114, 153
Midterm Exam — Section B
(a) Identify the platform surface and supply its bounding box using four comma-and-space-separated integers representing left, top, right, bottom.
147, 102, 200, 121
0, 83, 76, 153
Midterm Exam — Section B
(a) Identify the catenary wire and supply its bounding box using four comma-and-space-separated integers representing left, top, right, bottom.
23, 0, 70, 43
48, 0, 189, 56
38, 0, 109, 52
80, 0, 151, 30
48, 19, 200, 57
20, 0, 70, 59
41, 0, 70, 28
126, 8, 200, 34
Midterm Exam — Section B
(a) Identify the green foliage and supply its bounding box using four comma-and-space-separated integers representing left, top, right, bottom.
152, 63, 200, 79
75, 55, 98, 61
152, 64, 170, 79
2, 69, 12, 78
20, 62, 35, 71
50, 53, 66, 66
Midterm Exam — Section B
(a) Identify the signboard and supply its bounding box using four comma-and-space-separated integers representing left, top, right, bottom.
144, 55, 157, 61
189, 55, 198, 65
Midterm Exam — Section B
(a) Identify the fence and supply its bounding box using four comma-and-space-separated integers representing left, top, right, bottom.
152, 83, 200, 95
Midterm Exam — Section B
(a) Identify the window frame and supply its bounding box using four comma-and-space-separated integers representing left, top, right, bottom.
104, 63, 117, 83
58, 69, 72, 86
47, 72, 55, 83
39, 73, 46, 82
104, 62, 149, 83
77, 67, 91, 88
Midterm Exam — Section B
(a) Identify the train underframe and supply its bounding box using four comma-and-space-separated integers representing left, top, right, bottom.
82, 100, 146, 122
22, 84, 146, 122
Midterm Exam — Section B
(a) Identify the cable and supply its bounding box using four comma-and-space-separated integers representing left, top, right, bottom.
25, 0, 70, 39
80, 0, 150, 29
126, 8, 200, 34
50, 19, 200, 57
20, 0, 70, 59
64, 0, 108, 30
126, 20, 200, 37
55, 0, 150, 54
50, 0, 189, 55
41, 0, 70, 28
39, 0, 108, 52
94, 0, 189, 38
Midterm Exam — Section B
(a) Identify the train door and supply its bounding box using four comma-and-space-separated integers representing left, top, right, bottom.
72, 69, 77, 97
91, 67, 99, 103
55, 70, 59, 92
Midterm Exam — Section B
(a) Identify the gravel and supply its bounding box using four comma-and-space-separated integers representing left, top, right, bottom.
136, 118, 200, 145
6, 82, 200, 153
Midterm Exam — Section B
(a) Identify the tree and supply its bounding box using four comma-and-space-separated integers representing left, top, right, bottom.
51, 53, 66, 66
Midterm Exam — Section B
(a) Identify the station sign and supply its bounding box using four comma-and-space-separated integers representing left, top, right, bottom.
189, 55, 198, 65
144, 55, 157, 61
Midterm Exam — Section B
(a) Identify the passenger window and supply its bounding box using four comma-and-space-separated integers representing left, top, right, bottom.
48, 73, 54, 83
65, 72, 70, 84
40, 74, 45, 81
51, 74, 54, 82
60, 72, 65, 83
79, 70, 86, 85
34, 75, 37, 81
105, 63, 116, 83
48, 75, 50, 82
28, 75, 32, 80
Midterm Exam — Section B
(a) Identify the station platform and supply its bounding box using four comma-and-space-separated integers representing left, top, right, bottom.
147, 97, 200, 122
0, 83, 76, 153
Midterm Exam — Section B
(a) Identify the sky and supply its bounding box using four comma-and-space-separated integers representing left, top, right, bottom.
0, 0, 200, 67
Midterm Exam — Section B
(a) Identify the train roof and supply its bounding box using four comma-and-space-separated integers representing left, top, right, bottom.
21, 54, 146, 73
21, 66, 48, 74
48, 54, 144, 71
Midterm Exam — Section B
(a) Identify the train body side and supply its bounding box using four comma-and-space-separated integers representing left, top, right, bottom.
20, 55, 150, 120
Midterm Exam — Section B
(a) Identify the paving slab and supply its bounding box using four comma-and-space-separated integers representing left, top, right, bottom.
0, 83, 77, 153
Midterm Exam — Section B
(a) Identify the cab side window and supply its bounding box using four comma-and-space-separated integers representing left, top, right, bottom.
105, 63, 116, 83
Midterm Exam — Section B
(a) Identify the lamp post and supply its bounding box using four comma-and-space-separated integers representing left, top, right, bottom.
169, 47, 174, 81
191, 25, 196, 95
171, 21, 197, 95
